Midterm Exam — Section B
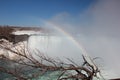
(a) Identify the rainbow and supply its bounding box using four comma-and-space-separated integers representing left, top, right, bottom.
42, 20, 98, 70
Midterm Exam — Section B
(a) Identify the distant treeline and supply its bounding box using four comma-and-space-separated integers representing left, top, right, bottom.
0, 25, 43, 31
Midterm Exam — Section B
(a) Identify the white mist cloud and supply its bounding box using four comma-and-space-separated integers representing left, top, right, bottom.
44, 0, 120, 79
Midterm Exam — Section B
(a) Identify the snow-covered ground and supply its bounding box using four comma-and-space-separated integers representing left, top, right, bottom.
0, 39, 28, 60
12, 30, 44, 35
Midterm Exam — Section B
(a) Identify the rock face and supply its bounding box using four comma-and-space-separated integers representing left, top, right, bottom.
0, 34, 29, 44
13, 34, 29, 43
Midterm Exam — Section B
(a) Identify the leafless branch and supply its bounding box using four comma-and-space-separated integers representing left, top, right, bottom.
0, 40, 105, 80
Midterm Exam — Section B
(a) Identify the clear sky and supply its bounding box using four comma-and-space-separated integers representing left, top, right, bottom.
0, 0, 95, 26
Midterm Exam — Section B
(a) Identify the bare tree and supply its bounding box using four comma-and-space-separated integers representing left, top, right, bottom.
0, 39, 105, 80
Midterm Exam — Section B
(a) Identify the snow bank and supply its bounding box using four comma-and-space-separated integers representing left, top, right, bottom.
12, 30, 43, 35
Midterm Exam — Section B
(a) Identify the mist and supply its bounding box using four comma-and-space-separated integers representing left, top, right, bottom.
40, 0, 120, 79
25, 0, 120, 79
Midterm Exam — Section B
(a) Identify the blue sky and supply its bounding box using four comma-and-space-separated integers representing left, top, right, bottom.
0, 0, 95, 26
